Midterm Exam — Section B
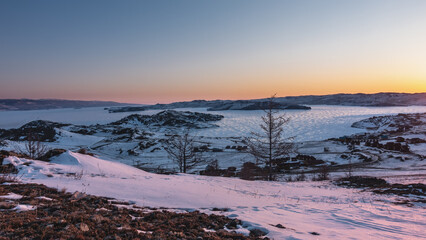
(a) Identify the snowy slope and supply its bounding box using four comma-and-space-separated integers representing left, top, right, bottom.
4, 152, 425, 239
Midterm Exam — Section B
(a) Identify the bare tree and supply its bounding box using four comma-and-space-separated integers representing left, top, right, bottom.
245, 94, 294, 181
163, 129, 203, 173
16, 133, 49, 160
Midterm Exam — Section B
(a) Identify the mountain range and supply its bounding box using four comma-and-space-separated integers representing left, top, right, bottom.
109, 92, 426, 112
1, 92, 425, 111
0, 99, 127, 111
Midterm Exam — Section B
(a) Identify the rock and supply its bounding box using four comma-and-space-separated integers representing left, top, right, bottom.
226, 219, 240, 229
216, 229, 229, 235
70, 192, 88, 201
0, 120, 65, 142
211, 207, 229, 212
39, 149, 67, 161
91, 214, 107, 223
52, 210, 62, 217
77, 223, 89, 232
104, 235, 122, 240
275, 224, 286, 229
250, 228, 268, 237
0, 201, 16, 209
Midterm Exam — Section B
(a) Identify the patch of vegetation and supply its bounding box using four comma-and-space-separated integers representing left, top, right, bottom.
335, 176, 426, 201
335, 176, 388, 188
0, 182, 266, 239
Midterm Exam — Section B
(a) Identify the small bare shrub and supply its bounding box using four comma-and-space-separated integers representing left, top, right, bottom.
0, 172, 19, 184
285, 175, 293, 182
295, 172, 307, 181
15, 133, 49, 160
74, 170, 84, 180
77, 148, 95, 156
0, 163, 21, 183
240, 162, 267, 180
163, 129, 204, 173
312, 166, 330, 181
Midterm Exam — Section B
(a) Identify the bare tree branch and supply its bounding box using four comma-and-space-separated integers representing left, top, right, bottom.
15, 132, 50, 160
245, 94, 294, 180
163, 129, 204, 173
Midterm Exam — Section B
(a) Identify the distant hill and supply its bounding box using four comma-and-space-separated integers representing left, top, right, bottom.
107, 92, 426, 113
0, 99, 129, 111
153, 92, 426, 109
2, 93, 425, 112
274, 92, 426, 107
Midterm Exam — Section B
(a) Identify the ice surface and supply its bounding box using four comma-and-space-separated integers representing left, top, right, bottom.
1, 105, 426, 141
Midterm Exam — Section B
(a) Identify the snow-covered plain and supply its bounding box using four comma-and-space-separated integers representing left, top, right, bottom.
4, 151, 425, 239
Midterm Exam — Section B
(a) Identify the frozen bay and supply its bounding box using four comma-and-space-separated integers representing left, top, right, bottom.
1, 105, 425, 141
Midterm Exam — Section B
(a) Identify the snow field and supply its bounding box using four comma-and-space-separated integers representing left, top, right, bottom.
3, 151, 425, 239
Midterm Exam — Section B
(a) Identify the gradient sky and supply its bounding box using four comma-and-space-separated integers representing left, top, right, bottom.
1, 0, 425, 104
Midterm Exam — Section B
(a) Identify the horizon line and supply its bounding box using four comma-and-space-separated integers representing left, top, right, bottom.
1, 91, 425, 105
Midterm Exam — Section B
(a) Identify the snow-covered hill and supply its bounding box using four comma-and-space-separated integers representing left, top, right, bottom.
3, 151, 425, 239
106, 93, 426, 113
0, 99, 127, 111
110, 110, 224, 128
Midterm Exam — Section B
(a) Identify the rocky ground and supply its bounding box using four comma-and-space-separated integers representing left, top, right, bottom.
0, 180, 266, 240
0, 110, 224, 142
335, 176, 426, 206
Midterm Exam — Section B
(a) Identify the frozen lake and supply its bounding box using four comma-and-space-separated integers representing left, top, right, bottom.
0, 105, 425, 141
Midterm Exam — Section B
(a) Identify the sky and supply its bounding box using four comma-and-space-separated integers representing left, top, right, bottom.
0, 0, 425, 104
